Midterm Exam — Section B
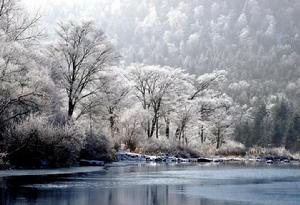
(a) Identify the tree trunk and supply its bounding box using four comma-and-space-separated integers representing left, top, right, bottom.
182, 129, 186, 146
147, 121, 151, 138
149, 111, 159, 138
155, 118, 159, 139
185, 135, 188, 146
165, 117, 170, 139
200, 125, 204, 143
109, 116, 115, 138
216, 127, 221, 149
68, 99, 74, 119
149, 117, 156, 138
175, 128, 179, 139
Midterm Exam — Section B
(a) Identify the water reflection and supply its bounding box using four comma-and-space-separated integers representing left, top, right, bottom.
1, 182, 239, 205
1, 164, 300, 205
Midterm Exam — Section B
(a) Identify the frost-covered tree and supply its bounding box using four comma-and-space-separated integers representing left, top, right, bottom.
208, 95, 235, 149
49, 20, 117, 120
0, 0, 56, 159
92, 67, 130, 138
172, 70, 230, 147
127, 64, 184, 138
0, 0, 52, 132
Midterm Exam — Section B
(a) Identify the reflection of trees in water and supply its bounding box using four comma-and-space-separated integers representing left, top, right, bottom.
1, 169, 268, 205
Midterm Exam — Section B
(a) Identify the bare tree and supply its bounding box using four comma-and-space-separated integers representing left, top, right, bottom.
49, 20, 117, 120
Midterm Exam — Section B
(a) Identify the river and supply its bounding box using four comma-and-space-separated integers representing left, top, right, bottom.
1, 163, 300, 205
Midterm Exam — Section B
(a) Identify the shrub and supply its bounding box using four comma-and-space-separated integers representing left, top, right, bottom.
80, 132, 114, 162
248, 146, 292, 157
6, 116, 83, 168
119, 105, 149, 152
123, 135, 139, 152
216, 141, 246, 156
197, 144, 217, 156
142, 138, 176, 155
141, 138, 200, 158
0, 153, 9, 169
112, 140, 121, 152
174, 146, 200, 158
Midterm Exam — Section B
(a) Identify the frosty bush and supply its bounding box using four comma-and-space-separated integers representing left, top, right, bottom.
6, 116, 84, 168
141, 138, 177, 155
248, 146, 292, 157
119, 104, 149, 151
141, 138, 200, 158
216, 140, 246, 156
80, 132, 114, 162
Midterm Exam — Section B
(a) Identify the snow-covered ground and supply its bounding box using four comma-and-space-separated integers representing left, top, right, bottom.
116, 151, 300, 165
116, 151, 191, 163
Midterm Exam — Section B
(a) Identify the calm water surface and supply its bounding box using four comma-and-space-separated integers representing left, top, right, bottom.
1, 163, 300, 205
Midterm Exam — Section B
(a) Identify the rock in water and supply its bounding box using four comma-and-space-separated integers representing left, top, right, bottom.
80, 160, 105, 166
197, 158, 213, 163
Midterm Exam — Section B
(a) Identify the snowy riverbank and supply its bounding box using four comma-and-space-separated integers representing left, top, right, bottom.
1, 151, 299, 175
115, 151, 300, 165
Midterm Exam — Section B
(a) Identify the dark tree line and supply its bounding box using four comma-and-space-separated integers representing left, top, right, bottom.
235, 99, 300, 151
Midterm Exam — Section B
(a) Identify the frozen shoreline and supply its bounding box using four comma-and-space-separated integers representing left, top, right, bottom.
116, 151, 300, 164
0, 166, 104, 177
0, 152, 299, 177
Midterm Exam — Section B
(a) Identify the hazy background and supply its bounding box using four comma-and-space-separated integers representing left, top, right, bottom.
22, 0, 300, 100
19, 0, 300, 150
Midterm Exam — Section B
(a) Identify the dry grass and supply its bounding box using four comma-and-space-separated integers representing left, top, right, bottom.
247, 147, 293, 158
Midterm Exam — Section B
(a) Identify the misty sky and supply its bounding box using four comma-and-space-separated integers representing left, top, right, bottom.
23, 0, 99, 11
22, 0, 122, 37
22, 0, 119, 17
